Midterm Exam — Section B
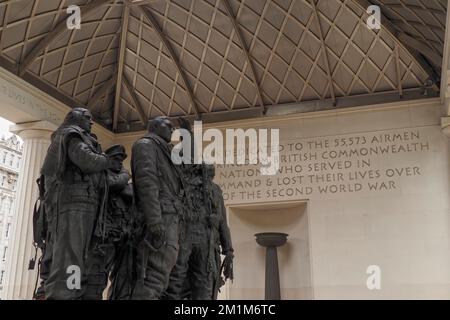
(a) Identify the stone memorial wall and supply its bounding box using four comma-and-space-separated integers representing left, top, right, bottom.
213, 101, 450, 299
218, 128, 433, 203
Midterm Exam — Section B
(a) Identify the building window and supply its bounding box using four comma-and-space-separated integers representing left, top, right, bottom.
5, 223, 11, 239
2, 246, 7, 261
2, 152, 6, 164
8, 198, 13, 215
4, 198, 11, 215
0, 270, 4, 285
9, 155, 13, 166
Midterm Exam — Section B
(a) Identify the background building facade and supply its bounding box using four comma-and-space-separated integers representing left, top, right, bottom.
0, 134, 22, 297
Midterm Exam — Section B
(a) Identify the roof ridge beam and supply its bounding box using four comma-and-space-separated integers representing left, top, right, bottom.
309, 0, 336, 105
87, 72, 117, 110
113, 3, 130, 131
396, 32, 443, 69
132, 3, 203, 118
219, 0, 265, 113
122, 73, 147, 125
394, 43, 403, 98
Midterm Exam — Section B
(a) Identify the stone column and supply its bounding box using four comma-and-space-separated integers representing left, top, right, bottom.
441, 117, 450, 137
255, 232, 288, 300
2, 121, 56, 300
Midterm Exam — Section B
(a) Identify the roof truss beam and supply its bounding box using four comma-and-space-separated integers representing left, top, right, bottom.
131, 3, 203, 118
113, 4, 130, 131
396, 32, 443, 69
127, 0, 159, 5
394, 43, 403, 98
87, 73, 117, 111
122, 74, 147, 125
309, 0, 336, 105
219, 0, 265, 112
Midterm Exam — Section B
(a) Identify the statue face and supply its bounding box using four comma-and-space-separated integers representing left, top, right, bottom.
155, 118, 174, 142
109, 155, 123, 172
79, 111, 94, 133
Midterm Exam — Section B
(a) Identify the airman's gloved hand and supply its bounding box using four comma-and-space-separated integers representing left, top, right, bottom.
222, 250, 234, 281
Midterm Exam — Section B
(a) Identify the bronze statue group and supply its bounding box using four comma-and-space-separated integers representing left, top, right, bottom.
31, 107, 233, 300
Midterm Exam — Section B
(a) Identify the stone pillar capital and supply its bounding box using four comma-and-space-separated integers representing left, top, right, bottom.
9, 121, 57, 141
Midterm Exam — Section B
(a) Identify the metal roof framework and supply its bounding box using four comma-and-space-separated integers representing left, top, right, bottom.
0, 0, 446, 132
